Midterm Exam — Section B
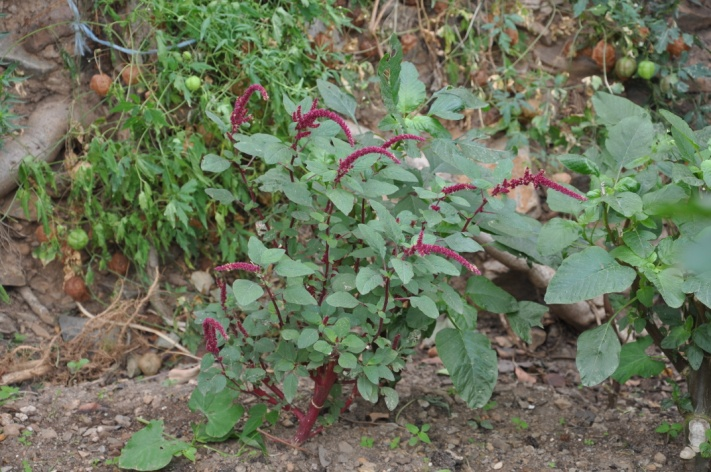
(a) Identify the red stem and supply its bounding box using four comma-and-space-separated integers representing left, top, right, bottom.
292, 361, 339, 445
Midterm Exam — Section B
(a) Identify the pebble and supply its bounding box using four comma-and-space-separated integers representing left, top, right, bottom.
137, 352, 162, 376
338, 440, 354, 454
115, 415, 131, 428
493, 461, 503, 470
554, 397, 573, 410
39, 428, 57, 439
653, 452, 666, 465
680, 446, 696, 460
14, 413, 28, 422
19, 406, 37, 415
3, 423, 22, 436
491, 438, 511, 451
190, 270, 214, 294
318, 445, 331, 467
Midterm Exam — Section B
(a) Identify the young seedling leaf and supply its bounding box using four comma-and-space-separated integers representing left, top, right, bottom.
118, 420, 192, 471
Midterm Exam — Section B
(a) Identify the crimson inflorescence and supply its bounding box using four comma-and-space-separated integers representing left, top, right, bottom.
230, 84, 269, 136
404, 229, 481, 274
215, 262, 262, 273
292, 99, 355, 147
492, 168, 587, 201
202, 318, 229, 358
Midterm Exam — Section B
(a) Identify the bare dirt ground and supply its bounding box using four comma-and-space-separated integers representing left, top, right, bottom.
2, 0, 711, 471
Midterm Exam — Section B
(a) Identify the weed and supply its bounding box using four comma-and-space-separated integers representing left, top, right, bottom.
511, 417, 529, 430
360, 436, 374, 448
389, 436, 401, 449
0, 386, 19, 405
67, 358, 90, 375
655, 421, 683, 441
583, 438, 595, 446
18, 429, 33, 446
405, 423, 431, 446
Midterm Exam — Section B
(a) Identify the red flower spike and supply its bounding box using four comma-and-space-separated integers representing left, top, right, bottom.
442, 183, 477, 195
416, 243, 481, 275
230, 84, 269, 134
491, 168, 587, 201
202, 318, 229, 357
293, 99, 355, 147
215, 262, 262, 273
335, 146, 400, 183
381, 134, 426, 149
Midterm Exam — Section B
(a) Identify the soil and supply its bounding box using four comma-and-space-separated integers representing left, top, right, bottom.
2, 1, 711, 471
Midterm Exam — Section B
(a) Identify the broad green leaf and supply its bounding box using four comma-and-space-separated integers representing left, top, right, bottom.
338, 352, 357, 369
391, 259, 414, 284
467, 276, 517, 313
576, 323, 621, 386
592, 92, 648, 127
232, 280, 264, 306
358, 223, 386, 259
248, 237, 268, 265
683, 272, 711, 308
355, 266, 383, 295
662, 323, 691, 349
428, 91, 465, 119
283, 373, 298, 404
558, 154, 600, 176
275, 259, 315, 277
297, 328, 319, 349
602, 192, 643, 217
283, 181, 313, 207
283, 285, 317, 305
205, 188, 235, 204
370, 200, 403, 243
693, 324, 711, 354
381, 386, 399, 411
609, 245, 646, 267
611, 337, 665, 384
363, 365, 380, 385
537, 218, 581, 256
342, 333, 366, 353
325, 291, 360, 308
506, 301, 546, 344
445, 233, 483, 253
188, 387, 242, 437
201, 154, 231, 173
379, 165, 419, 182
411, 295, 439, 319
660, 109, 699, 162
688, 344, 704, 371
357, 376, 378, 403
435, 328, 498, 408
622, 230, 655, 258
377, 36, 403, 116
397, 62, 427, 113
261, 248, 286, 265
648, 268, 685, 308
545, 247, 636, 304
642, 185, 688, 215
317, 79, 356, 121
701, 160, 711, 188
327, 188, 355, 215
605, 116, 654, 170
119, 420, 193, 471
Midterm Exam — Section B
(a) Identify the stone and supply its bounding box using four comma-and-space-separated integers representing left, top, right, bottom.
0, 312, 18, 334
318, 445, 331, 467
39, 428, 57, 440
0, 243, 26, 286
653, 452, 667, 465
493, 462, 504, 470
3, 423, 22, 436
137, 352, 162, 376
554, 397, 573, 410
491, 438, 510, 451
338, 440, 355, 454
190, 271, 214, 295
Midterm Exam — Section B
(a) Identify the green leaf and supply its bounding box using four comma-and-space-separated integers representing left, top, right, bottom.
592, 92, 648, 127
275, 259, 315, 277
358, 223, 386, 259
260, 248, 286, 265
648, 268, 685, 309
201, 154, 231, 173
701, 160, 711, 188
576, 323, 621, 386
660, 109, 699, 162
622, 230, 655, 258
248, 237, 267, 265
317, 79, 356, 122
611, 337, 665, 384
642, 184, 688, 215
283, 285, 317, 305
283, 181, 313, 207
357, 376, 379, 403
188, 387, 242, 438
283, 373, 298, 404
338, 352, 358, 369
327, 188, 355, 215
445, 233, 483, 253
545, 247, 636, 304
435, 328, 498, 408
683, 272, 711, 308
688, 344, 704, 371
537, 218, 581, 256
381, 386, 399, 411
342, 333, 367, 353
297, 328, 319, 349
391, 259, 414, 284
467, 276, 517, 313
558, 154, 600, 176
377, 36, 403, 116
204, 188, 235, 204
397, 62, 427, 114
411, 295, 439, 319
232, 280, 264, 306
356, 266, 383, 295
602, 192, 643, 217
370, 200, 403, 243
378, 165, 419, 182
693, 324, 711, 354
363, 365, 380, 385
605, 116, 654, 170
119, 420, 192, 471
507, 301, 546, 344
325, 291, 360, 308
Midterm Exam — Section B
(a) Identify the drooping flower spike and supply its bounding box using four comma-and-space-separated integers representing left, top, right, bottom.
292, 99, 355, 147
405, 229, 481, 275
335, 146, 400, 183
202, 318, 229, 358
215, 262, 262, 273
230, 84, 269, 135
492, 168, 587, 201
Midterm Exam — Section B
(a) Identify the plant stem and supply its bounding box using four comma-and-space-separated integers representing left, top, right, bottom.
292, 360, 338, 445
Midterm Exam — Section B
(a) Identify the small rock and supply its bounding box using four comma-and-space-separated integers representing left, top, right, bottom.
3, 423, 22, 436
318, 445, 331, 467
190, 271, 214, 294
39, 428, 57, 440
137, 352, 162, 376
19, 406, 37, 415
491, 438, 510, 451
653, 452, 667, 465
126, 356, 140, 378
61, 431, 73, 441
0, 312, 18, 334
115, 415, 131, 428
680, 446, 696, 460
14, 413, 28, 422
646, 465, 656, 471
286, 463, 294, 472
493, 461, 504, 470
338, 440, 354, 454
544, 373, 566, 388
554, 397, 573, 410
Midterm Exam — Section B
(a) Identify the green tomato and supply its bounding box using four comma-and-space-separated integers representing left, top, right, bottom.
67, 228, 89, 251
182, 51, 193, 62
614, 57, 637, 79
185, 76, 202, 92
637, 60, 656, 80
660, 74, 679, 93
